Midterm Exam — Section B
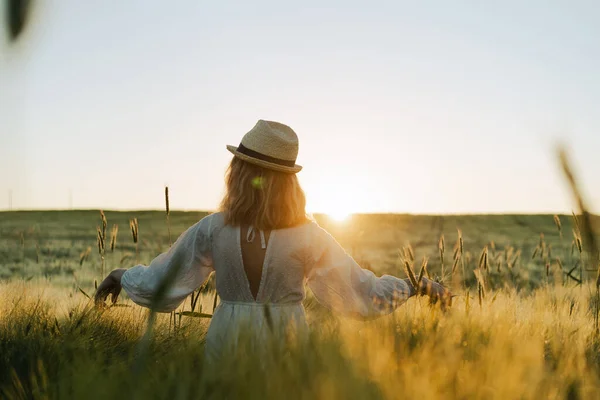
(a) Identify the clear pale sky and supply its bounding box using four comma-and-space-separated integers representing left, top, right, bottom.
1, 1, 599, 214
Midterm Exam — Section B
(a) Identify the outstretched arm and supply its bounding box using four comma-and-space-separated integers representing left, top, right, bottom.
306, 223, 450, 319
95, 215, 215, 312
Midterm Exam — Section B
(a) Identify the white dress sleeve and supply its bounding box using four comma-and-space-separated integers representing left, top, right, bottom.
121, 215, 214, 313
306, 222, 412, 319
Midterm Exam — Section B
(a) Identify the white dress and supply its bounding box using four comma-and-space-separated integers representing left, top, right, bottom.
121, 213, 412, 362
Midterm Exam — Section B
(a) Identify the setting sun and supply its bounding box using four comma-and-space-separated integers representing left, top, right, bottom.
302, 170, 392, 221
327, 210, 351, 222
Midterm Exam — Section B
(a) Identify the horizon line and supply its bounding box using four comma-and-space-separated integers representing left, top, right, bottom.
0, 208, 586, 217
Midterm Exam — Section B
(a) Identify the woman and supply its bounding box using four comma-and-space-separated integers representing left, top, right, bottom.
95, 119, 451, 362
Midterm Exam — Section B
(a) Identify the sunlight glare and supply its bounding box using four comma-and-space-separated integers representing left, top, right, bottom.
327, 210, 351, 222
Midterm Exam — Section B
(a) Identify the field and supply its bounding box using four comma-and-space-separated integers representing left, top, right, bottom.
2, 211, 600, 399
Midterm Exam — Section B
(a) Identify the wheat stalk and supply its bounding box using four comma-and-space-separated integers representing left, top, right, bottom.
496, 253, 503, 273
558, 146, 600, 332
479, 247, 489, 271
451, 257, 460, 275
417, 257, 428, 288
439, 235, 445, 280
79, 247, 91, 267
458, 229, 466, 286
110, 224, 118, 252
474, 268, 486, 301
96, 226, 105, 277
403, 260, 419, 293
165, 186, 172, 246
405, 244, 415, 262
553, 215, 562, 238
130, 218, 139, 263
100, 210, 107, 242
531, 246, 539, 260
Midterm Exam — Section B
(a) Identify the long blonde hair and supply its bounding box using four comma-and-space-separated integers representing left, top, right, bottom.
219, 157, 308, 230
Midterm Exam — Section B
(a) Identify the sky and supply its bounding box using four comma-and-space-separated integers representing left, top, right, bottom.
1, 1, 599, 215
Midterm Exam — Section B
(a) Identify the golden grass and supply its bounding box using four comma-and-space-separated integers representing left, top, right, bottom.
2, 280, 600, 399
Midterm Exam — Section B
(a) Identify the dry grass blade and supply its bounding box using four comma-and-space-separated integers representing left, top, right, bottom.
110, 224, 118, 252
79, 247, 91, 266
553, 215, 562, 237
177, 311, 212, 319
100, 210, 107, 241
575, 235, 583, 254
417, 257, 427, 287
556, 257, 564, 272
403, 260, 419, 292
130, 218, 139, 263
566, 265, 582, 284
190, 291, 201, 312
96, 227, 104, 255
495, 253, 503, 273
404, 245, 415, 262
478, 247, 488, 271
96, 226, 106, 276
78, 287, 91, 300
474, 269, 486, 298
508, 250, 520, 269
451, 257, 460, 275
164, 187, 170, 216
559, 148, 599, 271
129, 218, 139, 244
572, 212, 581, 236
531, 246, 539, 260
165, 186, 172, 246
558, 146, 600, 331
439, 235, 445, 277
212, 290, 219, 312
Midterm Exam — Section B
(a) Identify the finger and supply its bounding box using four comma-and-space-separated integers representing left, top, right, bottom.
110, 286, 122, 304
94, 283, 113, 305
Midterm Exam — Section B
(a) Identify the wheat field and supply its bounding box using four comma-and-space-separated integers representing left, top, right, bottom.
1, 211, 600, 399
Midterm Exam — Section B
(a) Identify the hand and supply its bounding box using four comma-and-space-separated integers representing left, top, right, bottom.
418, 278, 453, 310
94, 268, 127, 307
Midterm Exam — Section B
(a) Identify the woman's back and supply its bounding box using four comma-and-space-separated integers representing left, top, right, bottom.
211, 212, 312, 304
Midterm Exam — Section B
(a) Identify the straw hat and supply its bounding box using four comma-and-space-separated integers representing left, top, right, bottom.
227, 120, 302, 173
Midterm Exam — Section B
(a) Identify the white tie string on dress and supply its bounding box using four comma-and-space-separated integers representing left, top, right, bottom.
246, 225, 267, 249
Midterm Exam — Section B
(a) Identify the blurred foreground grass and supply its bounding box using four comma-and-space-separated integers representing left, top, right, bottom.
2, 281, 600, 399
